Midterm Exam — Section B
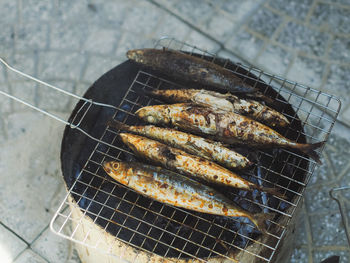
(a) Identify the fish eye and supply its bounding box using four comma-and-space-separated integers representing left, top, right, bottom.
147, 116, 155, 123
112, 162, 120, 170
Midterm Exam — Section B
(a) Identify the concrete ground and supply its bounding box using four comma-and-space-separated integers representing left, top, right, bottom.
0, 0, 349, 262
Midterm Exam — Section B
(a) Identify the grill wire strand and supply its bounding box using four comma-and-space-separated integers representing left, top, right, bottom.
0, 37, 340, 262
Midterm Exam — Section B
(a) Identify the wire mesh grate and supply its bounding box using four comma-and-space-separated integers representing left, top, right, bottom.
50, 37, 340, 262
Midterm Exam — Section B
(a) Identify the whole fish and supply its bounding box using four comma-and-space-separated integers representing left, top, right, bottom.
103, 161, 271, 232
108, 120, 252, 169
119, 133, 283, 197
126, 48, 274, 104
136, 103, 324, 164
150, 89, 290, 128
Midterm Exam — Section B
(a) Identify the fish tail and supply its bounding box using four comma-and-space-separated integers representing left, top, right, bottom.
257, 186, 286, 199
296, 141, 325, 164
251, 213, 274, 233
107, 119, 131, 132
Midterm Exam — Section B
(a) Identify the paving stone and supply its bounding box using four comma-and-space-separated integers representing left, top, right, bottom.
6, 52, 36, 82
37, 80, 75, 112
0, 84, 12, 115
341, 106, 350, 127
308, 152, 335, 186
287, 56, 325, 88
293, 212, 308, 246
326, 133, 350, 176
10, 81, 37, 111
185, 30, 221, 54
313, 250, 350, 263
82, 27, 120, 55
310, 2, 350, 34
247, 8, 283, 38
0, 0, 17, 25
15, 22, 49, 51
219, 0, 263, 22
277, 21, 330, 56
268, 0, 313, 20
94, 0, 133, 28
153, 14, 191, 42
32, 228, 72, 263
305, 184, 339, 214
38, 51, 86, 81
14, 249, 48, 263
257, 44, 293, 76
226, 30, 265, 60
289, 247, 308, 263
83, 55, 124, 84
49, 20, 87, 51
0, 224, 27, 262
55, 0, 91, 22
310, 212, 348, 246
21, 0, 54, 22
0, 24, 15, 56
0, 112, 65, 242
203, 11, 237, 43
325, 64, 350, 97
329, 36, 350, 63
122, 2, 164, 36
171, 0, 215, 25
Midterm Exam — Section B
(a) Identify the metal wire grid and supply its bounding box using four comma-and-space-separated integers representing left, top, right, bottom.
50, 37, 341, 262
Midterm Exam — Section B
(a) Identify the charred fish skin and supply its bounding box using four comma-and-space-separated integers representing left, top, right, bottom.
150, 89, 290, 128
103, 161, 270, 232
109, 121, 252, 169
126, 48, 257, 94
119, 133, 283, 198
119, 132, 253, 190
136, 103, 324, 164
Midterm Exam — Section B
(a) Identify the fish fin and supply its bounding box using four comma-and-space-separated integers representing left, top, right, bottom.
297, 141, 325, 164
107, 119, 130, 132
251, 213, 274, 233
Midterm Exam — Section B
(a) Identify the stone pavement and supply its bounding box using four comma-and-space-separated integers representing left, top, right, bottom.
0, 0, 349, 262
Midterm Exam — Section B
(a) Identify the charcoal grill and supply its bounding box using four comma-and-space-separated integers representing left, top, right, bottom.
0, 37, 341, 263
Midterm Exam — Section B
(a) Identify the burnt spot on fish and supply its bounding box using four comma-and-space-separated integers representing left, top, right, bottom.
160, 183, 169, 189
213, 175, 218, 180
160, 146, 177, 161
208, 203, 213, 209
222, 206, 228, 213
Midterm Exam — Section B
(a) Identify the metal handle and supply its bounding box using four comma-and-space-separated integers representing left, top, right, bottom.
0, 57, 119, 148
329, 186, 350, 247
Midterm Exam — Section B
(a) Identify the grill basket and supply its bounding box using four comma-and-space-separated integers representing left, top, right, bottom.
48, 37, 341, 263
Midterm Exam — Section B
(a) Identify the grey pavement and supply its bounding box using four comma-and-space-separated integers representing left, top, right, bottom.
0, 0, 349, 262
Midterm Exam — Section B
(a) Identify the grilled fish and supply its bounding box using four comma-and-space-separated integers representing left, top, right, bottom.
119, 133, 283, 197
108, 121, 251, 169
136, 103, 324, 164
127, 48, 272, 103
103, 161, 271, 232
150, 89, 290, 128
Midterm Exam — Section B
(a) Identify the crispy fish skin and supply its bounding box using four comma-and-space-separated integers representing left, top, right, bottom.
136, 103, 324, 164
103, 161, 270, 232
127, 48, 257, 94
119, 133, 282, 197
150, 89, 290, 128
108, 121, 251, 169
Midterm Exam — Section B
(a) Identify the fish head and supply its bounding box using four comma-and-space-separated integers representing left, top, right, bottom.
126, 49, 145, 63
135, 105, 169, 124
103, 161, 123, 175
